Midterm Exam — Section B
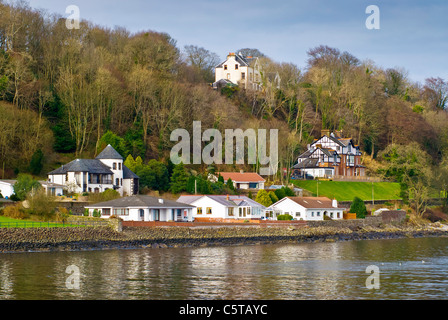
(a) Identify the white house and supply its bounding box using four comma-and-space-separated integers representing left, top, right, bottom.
177, 195, 266, 220
0, 180, 16, 199
266, 196, 346, 221
47, 145, 139, 196
213, 52, 262, 90
0, 179, 65, 198
85, 195, 195, 222
210, 172, 266, 190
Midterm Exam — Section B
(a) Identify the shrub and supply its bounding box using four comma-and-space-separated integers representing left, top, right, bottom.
3, 204, 29, 220
55, 207, 69, 223
350, 196, 367, 219
92, 209, 101, 218
277, 214, 293, 221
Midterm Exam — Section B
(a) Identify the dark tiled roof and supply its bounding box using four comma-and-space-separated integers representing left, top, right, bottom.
95, 145, 123, 160
123, 165, 139, 179
87, 195, 195, 208
292, 158, 319, 169
48, 159, 113, 175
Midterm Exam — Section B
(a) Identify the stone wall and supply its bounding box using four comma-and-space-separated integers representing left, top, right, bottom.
308, 216, 383, 228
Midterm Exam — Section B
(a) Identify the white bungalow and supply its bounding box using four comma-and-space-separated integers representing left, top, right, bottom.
177, 194, 266, 220
267, 196, 346, 221
84, 195, 195, 222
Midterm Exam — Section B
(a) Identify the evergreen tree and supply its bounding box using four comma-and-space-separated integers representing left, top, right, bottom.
29, 149, 44, 176
186, 175, 197, 194
255, 189, 273, 207
274, 188, 286, 200
268, 191, 279, 204
226, 178, 235, 191
350, 196, 367, 218
13, 174, 41, 201
169, 162, 189, 194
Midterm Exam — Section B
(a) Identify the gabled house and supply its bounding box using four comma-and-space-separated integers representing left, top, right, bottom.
266, 196, 346, 221
47, 145, 139, 196
292, 130, 365, 179
214, 52, 262, 90
177, 194, 266, 220
85, 195, 195, 222
210, 171, 266, 190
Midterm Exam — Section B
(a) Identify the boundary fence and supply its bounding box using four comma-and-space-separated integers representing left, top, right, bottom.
0, 220, 110, 228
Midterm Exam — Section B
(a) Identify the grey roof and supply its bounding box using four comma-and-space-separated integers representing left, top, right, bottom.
95, 145, 123, 160
123, 165, 139, 179
177, 195, 266, 209
216, 53, 257, 69
292, 158, 320, 169
0, 179, 17, 185
86, 195, 195, 209
48, 159, 114, 175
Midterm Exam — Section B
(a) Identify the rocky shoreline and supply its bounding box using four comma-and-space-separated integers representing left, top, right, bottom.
0, 224, 447, 253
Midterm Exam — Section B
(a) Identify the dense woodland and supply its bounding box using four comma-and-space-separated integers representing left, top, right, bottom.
1, 1, 448, 214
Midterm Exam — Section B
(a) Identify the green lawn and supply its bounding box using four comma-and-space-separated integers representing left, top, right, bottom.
0, 216, 79, 228
291, 180, 402, 202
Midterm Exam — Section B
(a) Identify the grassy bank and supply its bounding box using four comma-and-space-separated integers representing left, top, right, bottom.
291, 180, 402, 201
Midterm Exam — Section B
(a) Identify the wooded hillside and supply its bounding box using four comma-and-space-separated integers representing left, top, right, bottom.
1, 1, 448, 213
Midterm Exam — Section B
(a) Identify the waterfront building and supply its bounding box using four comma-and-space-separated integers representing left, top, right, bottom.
85, 194, 195, 222
177, 194, 266, 221
266, 196, 346, 221
47, 145, 139, 196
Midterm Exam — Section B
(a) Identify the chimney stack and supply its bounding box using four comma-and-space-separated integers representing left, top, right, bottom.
332, 198, 338, 208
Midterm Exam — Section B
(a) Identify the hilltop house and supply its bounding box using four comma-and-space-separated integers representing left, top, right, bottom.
177, 194, 266, 221
85, 195, 195, 222
209, 171, 266, 190
213, 52, 262, 90
47, 145, 139, 196
266, 196, 346, 221
291, 130, 366, 179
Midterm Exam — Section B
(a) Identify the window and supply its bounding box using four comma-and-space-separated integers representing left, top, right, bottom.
295, 212, 300, 217
241, 72, 245, 80
311, 211, 314, 217
206, 207, 212, 214
239, 207, 242, 217
118, 163, 122, 170
113, 208, 129, 216
116, 178, 119, 186
197, 207, 203, 215
113, 163, 117, 170
227, 73, 231, 80
317, 211, 320, 216
228, 207, 234, 216
235, 64, 238, 70
224, 65, 227, 70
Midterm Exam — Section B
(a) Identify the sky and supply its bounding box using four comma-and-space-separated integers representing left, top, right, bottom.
27, 0, 448, 84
